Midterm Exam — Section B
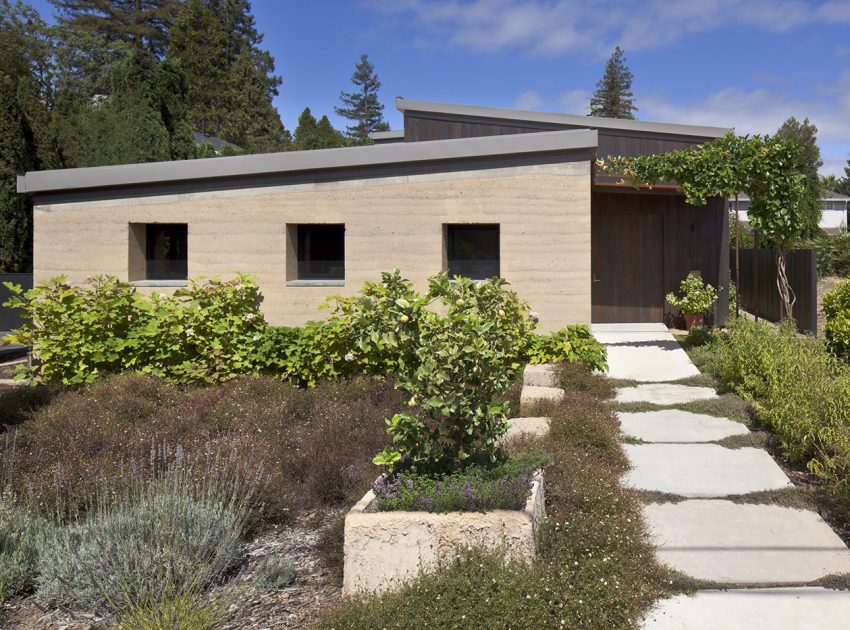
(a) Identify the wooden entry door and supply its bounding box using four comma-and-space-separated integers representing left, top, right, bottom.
591, 213, 664, 323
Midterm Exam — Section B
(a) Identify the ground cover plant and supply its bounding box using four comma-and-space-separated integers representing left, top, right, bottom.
320, 364, 669, 629
0, 491, 45, 604
823, 277, 850, 362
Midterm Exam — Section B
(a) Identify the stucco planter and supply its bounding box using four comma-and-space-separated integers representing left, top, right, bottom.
342, 470, 545, 595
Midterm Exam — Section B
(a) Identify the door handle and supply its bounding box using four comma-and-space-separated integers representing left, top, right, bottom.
592, 274, 601, 283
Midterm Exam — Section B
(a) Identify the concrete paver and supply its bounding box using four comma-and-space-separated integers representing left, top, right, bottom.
643, 500, 850, 584
618, 409, 749, 443
616, 383, 718, 405
592, 323, 700, 382
623, 444, 791, 497
504, 416, 551, 441
520, 385, 564, 413
641, 588, 850, 630
523, 363, 558, 388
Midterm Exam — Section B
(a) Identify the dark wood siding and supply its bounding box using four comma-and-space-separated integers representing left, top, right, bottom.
403, 111, 710, 161
591, 191, 729, 325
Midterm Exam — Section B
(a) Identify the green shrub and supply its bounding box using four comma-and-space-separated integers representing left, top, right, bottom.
372, 453, 547, 513
823, 278, 850, 362
4, 274, 267, 385
800, 233, 850, 278
666, 273, 718, 315
0, 490, 46, 603
374, 274, 537, 475
711, 318, 850, 495
117, 591, 225, 630
255, 555, 297, 589
36, 448, 257, 613
526, 324, 608, 371
686, 326, 713, 347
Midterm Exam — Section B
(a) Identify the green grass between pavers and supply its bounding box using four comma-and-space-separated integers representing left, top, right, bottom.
319, 365, 672, 629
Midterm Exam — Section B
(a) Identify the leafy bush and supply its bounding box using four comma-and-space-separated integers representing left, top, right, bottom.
800, 233, 850, 278
711, 318, 850, 496
666, 273, 719, 315
728, 280, 739, 319
372, 453, 547, 513
117, 591, 225, 630
4, 274, 267, 385
686, 326, 714, 347
255, 555, 297, 589
527, 325, 607, 371
321, 372, 667, 628
374, 274, 537, 475
823, 278, 850, 362
5, 373, 399, 525
0, 491, 46, 603
36, 448, 256, 613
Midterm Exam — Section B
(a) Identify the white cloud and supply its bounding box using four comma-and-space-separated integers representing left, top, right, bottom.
370, 0, 849, 56
515, 89, 545, 110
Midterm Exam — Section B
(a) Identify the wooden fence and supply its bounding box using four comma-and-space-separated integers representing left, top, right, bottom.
729, 249, 818, 335
0, 273, 32, 331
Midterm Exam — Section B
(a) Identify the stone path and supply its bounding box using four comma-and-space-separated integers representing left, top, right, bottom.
591, 323, 850, 628
505, 364, 560, 442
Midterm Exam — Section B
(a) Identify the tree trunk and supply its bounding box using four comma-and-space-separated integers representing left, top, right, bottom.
776, 248, 796, 321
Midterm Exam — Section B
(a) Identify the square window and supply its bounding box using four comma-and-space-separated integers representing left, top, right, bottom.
145, 224, 188, 280
445, 224, 499, 280
295, 224, 345, 280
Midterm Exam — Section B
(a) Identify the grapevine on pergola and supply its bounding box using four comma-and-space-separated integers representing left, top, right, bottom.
598, 133, 807, 319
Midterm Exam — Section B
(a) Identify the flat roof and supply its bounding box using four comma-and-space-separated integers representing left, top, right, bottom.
18, 129, 598, 195
371, 130, 404, 140
396, 98, 731, 139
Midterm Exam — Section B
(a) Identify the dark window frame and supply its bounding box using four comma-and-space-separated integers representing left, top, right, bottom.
445, 224, 500, 280
145, 223, 188, 281
296, 224, 345, 281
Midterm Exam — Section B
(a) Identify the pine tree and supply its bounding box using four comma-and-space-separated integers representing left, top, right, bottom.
776, 116, 823, 236
293, 108, 345, 151
49, 0, 181, 56
838, 156, 850, 196
589, 47, 637, 119
335, 53, 389, 143
168, 0, 289, 152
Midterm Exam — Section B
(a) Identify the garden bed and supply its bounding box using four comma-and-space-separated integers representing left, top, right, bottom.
343, 469, 545, 594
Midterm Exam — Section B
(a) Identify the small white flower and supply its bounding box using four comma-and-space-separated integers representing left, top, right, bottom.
528, 310, 540, 323
344, 352, 355, 362
185, 327, 194, 336
245, 313, 257, 322
252, 334, 260, 341
234, 283, 243, 291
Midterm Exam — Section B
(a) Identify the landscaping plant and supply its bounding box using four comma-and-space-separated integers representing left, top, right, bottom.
373, 273, 537, 475
526, 324, 607, 371
36, 447, 259, 614
255, 555, 297, 589
823, 277, 850, 362
0, 490, 46, 603
665, 274, 718, 328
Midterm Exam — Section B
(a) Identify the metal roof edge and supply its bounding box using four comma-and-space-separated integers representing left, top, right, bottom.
17, 129, 598, 195
396, 97, 731, 139
370, 130, 404, 140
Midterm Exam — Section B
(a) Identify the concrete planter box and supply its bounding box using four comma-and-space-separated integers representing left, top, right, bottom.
343, 470, 545, 595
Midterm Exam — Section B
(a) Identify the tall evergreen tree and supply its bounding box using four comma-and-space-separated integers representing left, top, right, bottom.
49, 0, 180, 56
168, 0, 289, 153
776, 116, 823, 236
293, 107, 345, 151
589, 47, 637, 119
838, 155, 850, 196
335, 53, 389, 142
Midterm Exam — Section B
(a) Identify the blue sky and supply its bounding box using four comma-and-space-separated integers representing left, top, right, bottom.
28, 0, 850, 176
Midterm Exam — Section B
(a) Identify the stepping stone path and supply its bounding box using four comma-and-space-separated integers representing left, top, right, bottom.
643, 588, 850, 630
592, 323, 850, 627
623, 444, 792, 497
504, 364, 559, 442
615, 383, 718, 405
619, 410, 749, 443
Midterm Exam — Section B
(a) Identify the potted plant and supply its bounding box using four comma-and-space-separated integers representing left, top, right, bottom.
666, 273, 718, 329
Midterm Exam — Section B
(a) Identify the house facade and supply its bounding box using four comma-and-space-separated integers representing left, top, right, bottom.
729, 191, 850, 234
18, 99, 730, 330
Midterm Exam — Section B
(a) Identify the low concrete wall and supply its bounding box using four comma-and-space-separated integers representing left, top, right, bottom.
342, 470, 545, 595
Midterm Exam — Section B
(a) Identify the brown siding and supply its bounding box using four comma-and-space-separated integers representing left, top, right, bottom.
591, 191, 729, 326
403, 111, 710, 161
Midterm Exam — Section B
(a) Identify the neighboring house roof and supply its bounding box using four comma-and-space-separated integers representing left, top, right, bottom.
371, 130, 404, 142
727, 191, 850, 203
17, 129, 598, 195
192, 131, 238, 152
396, 97, 732, 139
